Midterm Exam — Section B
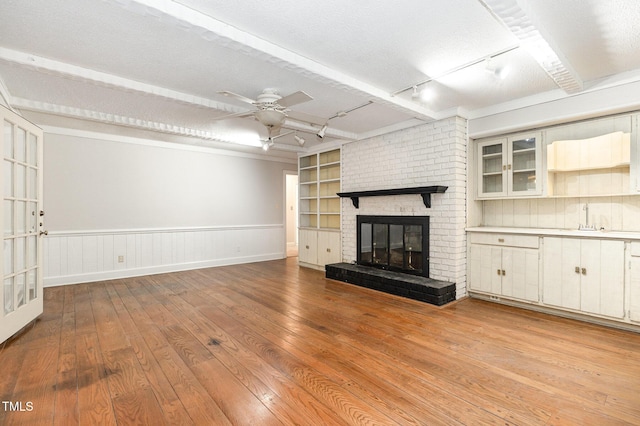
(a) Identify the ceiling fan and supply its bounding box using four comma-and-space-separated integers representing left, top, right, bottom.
215, 88, 315, 135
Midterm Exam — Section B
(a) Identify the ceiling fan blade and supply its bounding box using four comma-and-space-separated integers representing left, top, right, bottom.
211, 111, 254, 121
278, 91, 313, 107
217, 91, 257, 105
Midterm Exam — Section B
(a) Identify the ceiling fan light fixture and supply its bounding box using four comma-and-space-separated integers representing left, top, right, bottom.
255, 109, 286, 127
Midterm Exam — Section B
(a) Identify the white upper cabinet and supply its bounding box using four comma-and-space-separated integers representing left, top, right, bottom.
477, 132, 542, 199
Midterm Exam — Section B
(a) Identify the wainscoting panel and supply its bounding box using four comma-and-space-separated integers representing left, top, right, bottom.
43, 225, 285, 287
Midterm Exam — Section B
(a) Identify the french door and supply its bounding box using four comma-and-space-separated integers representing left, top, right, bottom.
1, 106, 44, 344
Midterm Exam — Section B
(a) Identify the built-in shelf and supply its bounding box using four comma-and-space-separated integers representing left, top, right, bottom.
337, 185, 448, 209
546, 131, 631, 197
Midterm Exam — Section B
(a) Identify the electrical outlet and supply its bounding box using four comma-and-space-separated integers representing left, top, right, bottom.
118, 255, 124, 263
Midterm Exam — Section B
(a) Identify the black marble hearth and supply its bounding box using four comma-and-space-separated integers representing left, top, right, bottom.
326, 263, 456, 306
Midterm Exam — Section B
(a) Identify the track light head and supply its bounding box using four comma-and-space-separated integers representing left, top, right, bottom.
317, 124, 327, 139
294, 134, 305, 146
411, 85, 420, 100
261, 138, 275, 151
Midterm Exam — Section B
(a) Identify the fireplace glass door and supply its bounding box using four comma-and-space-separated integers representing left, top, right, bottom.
357, 215, 429, 277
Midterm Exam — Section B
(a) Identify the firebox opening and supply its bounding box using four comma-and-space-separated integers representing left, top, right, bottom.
357, 215, 429, 278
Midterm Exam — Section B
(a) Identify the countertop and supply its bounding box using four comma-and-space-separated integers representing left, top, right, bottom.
466, 226, 640, 240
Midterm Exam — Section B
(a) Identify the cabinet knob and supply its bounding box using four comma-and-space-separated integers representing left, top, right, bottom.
326, 248, 331, 253
305, 245, 309, 249
582, 268, 587, 275
498, 238, 504, 243
575, 266, 580, 274
502, 270, 506, 276
497, 269, 501, 276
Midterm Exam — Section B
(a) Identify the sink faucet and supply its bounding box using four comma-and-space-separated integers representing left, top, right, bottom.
579, 203, 596, 230
583, 203, 589, 228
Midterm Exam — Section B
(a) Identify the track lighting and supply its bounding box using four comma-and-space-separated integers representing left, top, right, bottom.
294, 134, 305, 146
411, 86, 420, 100
262, 138, 274, 151
485, 58, 510, 80
317, 124, 327, 139
392, 45, 518, 97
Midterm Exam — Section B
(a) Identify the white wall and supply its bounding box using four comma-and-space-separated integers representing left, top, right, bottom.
341, 117, 468, 298
43, 129, 296, 286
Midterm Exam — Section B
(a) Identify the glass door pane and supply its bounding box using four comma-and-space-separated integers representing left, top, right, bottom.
404, 225, 423, 272
481, 142, 504, 194
389, 225, 404, 268
4, 278, 13, 315
372, 224, 388, 265
511, 136, 537, 192
360, 223, 372, 263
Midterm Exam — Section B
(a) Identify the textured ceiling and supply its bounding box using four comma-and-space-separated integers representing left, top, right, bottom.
1, 0, 639, 156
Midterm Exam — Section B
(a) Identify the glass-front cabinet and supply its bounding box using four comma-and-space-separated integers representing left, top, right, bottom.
477, 132, 542, 198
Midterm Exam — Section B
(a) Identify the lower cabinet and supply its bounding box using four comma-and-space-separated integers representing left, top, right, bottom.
542, 237, 625, 319
298, 229, 341, 268
469, 230, 640, 327
469, 233, 539, 302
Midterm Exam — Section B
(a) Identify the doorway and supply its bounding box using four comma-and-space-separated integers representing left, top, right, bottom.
285, 172, 298, 257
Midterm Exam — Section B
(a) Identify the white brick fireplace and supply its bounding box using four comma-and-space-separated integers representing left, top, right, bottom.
341, 117, 468, 298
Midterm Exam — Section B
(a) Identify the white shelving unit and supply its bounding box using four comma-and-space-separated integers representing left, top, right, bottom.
298, 148, 341, 268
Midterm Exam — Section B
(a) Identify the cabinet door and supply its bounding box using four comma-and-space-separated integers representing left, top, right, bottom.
502, 247, 539, 302
543, 237, 581, 310
478, 139, 507, 198
508, 134, 542, 196
630, 256, 640, 323
469, 244, 502, 294
580, 239, 624, 318
298, 229, 318, 265
317, 231, 341, 266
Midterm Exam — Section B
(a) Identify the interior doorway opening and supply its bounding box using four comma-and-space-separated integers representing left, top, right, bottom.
285, 172, 298, 257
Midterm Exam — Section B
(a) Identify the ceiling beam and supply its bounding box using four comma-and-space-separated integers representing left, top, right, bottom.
106, 0, 439, 121
0, 73, 16, 113
12, 97, 254, 144
479, 0, 583, 94
0, 47, 246, 115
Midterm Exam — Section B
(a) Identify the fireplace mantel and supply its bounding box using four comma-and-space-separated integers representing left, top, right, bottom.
337, 185, 448, 208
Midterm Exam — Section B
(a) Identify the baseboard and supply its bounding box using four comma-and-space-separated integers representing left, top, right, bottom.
44, 252, 284, 287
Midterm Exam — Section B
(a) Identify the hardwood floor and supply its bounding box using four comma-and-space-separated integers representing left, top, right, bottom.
1, 258, 640, 425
